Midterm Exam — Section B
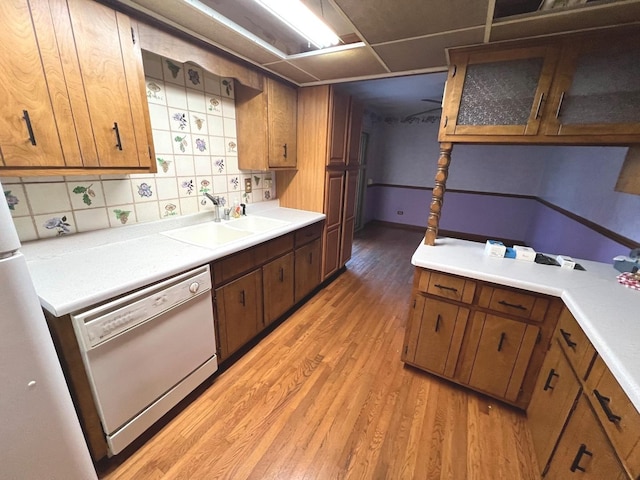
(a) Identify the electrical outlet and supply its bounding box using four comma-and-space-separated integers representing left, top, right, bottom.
244, 178, 252, 193
397, 210, 404, 215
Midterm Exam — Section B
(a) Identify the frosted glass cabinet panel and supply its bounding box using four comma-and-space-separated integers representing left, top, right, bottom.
545, 32, 640, 136
443, 45, 559, 136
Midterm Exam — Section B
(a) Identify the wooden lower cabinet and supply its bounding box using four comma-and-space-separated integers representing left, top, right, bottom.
464, 313, 539, 401
263, 252, 294, 326
294, 238, 321, 303
528, 340, 582, 474
403, 295, 468, 377
545, 394, 627, 479
215, 269, 263, 360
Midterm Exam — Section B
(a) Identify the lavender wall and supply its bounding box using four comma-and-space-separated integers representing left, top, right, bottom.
361, 110, 639, 262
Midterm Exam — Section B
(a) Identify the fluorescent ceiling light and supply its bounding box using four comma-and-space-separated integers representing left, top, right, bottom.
253, 0, 341, 49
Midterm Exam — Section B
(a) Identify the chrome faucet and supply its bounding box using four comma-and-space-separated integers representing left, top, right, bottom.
204, 193, 221, 222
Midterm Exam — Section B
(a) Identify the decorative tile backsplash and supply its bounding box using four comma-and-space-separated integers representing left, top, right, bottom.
4, 52, 275, 242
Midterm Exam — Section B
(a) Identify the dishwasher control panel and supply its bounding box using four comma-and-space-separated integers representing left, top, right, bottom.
72, 266, 212, 349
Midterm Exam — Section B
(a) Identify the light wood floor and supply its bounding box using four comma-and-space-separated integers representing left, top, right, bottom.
98, 224, 540, 480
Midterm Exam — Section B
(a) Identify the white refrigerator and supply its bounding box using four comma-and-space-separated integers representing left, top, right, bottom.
0, 179, 97, 479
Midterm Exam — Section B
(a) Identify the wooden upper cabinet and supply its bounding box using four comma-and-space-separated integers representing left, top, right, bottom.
440, 26, 640, 145
543, 30, 640, 137
237, 77, 297, 170
346, 100, 363, 166
0, 0, 155, 175
443, 44, 559, 137
327, 91, 349, 166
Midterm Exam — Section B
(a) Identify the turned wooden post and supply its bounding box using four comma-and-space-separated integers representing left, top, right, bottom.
425, 142, 453, 245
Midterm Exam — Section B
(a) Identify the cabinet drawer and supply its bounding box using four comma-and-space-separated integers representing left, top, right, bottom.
264, 233, 294, 261
295, 222, 323, 247
415, 269, 476, 304
478, 286, 549, 322
555, 308, 596, 380
586, 356, 640, 479
213, 248, 259, 285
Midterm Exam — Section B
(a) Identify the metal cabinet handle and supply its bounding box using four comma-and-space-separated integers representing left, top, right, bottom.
443, 116, 449, 128
283, 143, 287, 159
434, 284, 458, 293
543, 368, 559, 391
498, 300, 527, 311
308, 252, 313, 264
279, 267, 284, 282
113, 122, 123, 150
560, 328, 577, 349
570, 444, 592, 473
435, 314, 442, 332
22, 110, 37, 146
594, 389, 622, 423
555, 91, 565, 119
497, 332, 506, 352
240, 289, 245, 306
534, 92, 544, 119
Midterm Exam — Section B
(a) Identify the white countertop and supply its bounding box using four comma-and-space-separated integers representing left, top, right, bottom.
412, 237, 640, 414
21, 201, 324, 317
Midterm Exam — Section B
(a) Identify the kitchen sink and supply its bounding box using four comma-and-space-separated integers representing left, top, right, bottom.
225, 215, 290, 232
161, 216, 290, 249
161, 222, 253, 248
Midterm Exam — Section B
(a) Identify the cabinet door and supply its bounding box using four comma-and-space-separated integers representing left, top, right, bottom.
444, 45, 558, 136
67, 0, 151, 168
327, 90, 349, 165
323, 170, 344, 279
215, 269, 263, 360
267, 78, 297, 168
263, 252, 294, 326
295, 238, 321, 303
527, 340, 581, 474
339, 170, 359, 266
467, 313, 539, 400
323, 225, 341, 280
556, 307, 596, 380
407, 296, 469, 378
544, 31, 640, 137
545, 395, 627, 480
346, 100, 363, 166
0, 0, 67, 168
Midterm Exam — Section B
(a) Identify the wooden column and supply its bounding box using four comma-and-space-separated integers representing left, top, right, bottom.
425, 142, 453, 245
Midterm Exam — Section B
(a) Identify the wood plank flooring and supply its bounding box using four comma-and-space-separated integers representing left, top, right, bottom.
98, 224, 540, 480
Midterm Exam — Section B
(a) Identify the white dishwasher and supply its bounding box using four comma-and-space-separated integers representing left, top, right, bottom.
71, 265, 217, 456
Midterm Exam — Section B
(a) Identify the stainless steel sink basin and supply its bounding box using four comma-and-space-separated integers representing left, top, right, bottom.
161, 222, 253, 248
225, 215, 290, 232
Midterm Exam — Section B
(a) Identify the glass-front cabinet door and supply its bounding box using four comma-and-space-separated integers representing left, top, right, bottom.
443, 44, 559, 136
544, 31, 640, 136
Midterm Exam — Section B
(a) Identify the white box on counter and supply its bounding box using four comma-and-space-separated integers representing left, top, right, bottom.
557, 255, 576, 269
484, 240, 506, 258
513, 245, 536, 262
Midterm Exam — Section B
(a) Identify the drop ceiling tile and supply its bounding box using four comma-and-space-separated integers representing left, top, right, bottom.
374, 28, 485, 72
333, 0, 490, 44
490, 3, 640, 41
262, 62, 319, 84
131, 0, 281, 64
288, 48, 388, 81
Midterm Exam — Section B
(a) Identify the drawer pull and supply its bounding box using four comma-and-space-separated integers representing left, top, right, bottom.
543, 368, 559, 391
435, 314, 442, 332
497, 332, 506, 352
434, 284, 458, 294
22, 110, 37, 146
569, 443, 592, 473
497, 300, 527, 311
593, 389, 622, 423
560, 328, 577, 349
113, 122, 123, 150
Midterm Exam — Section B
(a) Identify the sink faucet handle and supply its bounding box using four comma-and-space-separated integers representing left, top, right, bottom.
240, 203, 246, 216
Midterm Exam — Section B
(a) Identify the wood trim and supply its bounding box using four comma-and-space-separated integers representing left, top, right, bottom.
366, 185, 639, 249
615, 145, 640, 195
